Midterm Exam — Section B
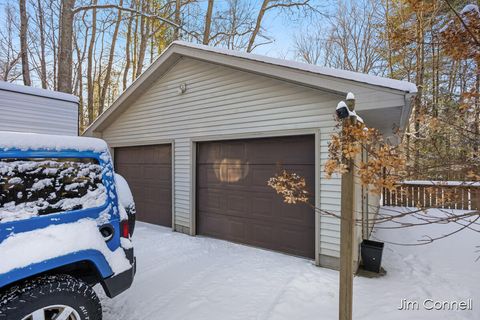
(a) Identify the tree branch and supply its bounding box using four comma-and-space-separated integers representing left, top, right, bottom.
72, 3, 199, 40
443, 0, 480, 47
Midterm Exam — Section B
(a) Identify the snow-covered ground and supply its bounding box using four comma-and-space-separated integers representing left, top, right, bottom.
98, 208, 479, 320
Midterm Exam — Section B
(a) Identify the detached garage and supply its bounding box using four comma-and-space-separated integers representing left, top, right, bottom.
85, 41, 416, 268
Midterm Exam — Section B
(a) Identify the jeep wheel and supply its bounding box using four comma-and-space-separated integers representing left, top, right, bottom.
0, 274, 102, 320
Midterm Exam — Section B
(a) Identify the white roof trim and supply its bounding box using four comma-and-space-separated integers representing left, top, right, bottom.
0, 81, 79, 103
172, 41, 417, 94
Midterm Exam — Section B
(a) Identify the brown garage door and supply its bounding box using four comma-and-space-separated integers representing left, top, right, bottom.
115, 145, 172, 227
197, 135, 315, 258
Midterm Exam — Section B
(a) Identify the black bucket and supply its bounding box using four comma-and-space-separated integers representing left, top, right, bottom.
361, 240, 384, 273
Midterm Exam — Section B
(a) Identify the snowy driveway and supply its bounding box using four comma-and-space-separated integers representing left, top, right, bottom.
98, 215, 479, 320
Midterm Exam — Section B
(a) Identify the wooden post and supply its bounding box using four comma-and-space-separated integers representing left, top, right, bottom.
339, 94, 356, 320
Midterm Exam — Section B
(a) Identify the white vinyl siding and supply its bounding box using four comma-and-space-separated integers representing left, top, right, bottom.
100, 57, 406, 263
0, 89, 78, 136
319, 128, 341, 258
173, 138, 192, 228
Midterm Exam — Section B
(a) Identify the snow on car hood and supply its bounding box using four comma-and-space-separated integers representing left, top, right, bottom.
0, 219, 131, 275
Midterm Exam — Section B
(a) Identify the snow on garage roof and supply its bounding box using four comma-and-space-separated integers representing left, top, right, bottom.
85, 41, 416, 135
0, 81, 79, 103
172, 41, 418, 94
0, 131, 108, 152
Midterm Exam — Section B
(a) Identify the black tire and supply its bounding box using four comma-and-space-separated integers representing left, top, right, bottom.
0, 274, 102, 320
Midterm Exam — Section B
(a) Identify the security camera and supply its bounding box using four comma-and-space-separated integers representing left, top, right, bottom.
336, 101, 349, 119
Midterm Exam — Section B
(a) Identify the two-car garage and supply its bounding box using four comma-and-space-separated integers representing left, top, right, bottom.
86, 41, 415, 268
114, 135, 315, 259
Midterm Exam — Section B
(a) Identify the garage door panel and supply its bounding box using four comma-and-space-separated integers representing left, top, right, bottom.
143, 165, 171, 179
226, 194, 249, 214
251, 166, 277, 187
248, 138, 315, 165
198, 188, 223, 211
199, 163, 251, 185
197, 135, 315, 259
250, 223, 274, 246
230, 220, 247, 240
250, 196, 274, 218
115, 145, 172, 227
274, 202, 313, 225
198, 136, 314, 165
115, 164, 142, 178
198, 212, 229, 238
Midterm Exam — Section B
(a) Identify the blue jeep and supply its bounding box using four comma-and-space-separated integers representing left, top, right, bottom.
0, 131, 136, 320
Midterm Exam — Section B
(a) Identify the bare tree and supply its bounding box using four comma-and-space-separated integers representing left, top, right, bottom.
57, 0, 76, 93
136, 1, 151, 76
247, 0, 269, 52
47, 0, 60, 89
203, 0, 214, 44
325, 0, 383, 74
123, 1, 135, 91
99, 0, 123, 113
209, 0, 256, 50
19, 0, 31, 86
293, 0, 384, 75
173, 0, 181, 39
87, 0, 97, 124
35, 0, 48, 88
0, 5, 21, 81
247, 0, 314, 52
294, 25, 324, 65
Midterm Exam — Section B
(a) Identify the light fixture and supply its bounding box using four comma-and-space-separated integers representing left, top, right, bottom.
178, 83, 187, 94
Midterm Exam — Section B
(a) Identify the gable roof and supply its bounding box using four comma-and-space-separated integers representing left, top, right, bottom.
85, 41, 416, 135
173, 41, 417, 93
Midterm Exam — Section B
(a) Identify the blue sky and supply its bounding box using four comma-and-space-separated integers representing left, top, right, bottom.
0, 0, 334, 57
0, 0, 336, 77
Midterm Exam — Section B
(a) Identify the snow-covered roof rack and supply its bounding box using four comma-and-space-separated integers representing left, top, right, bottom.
0, 81, 79, 104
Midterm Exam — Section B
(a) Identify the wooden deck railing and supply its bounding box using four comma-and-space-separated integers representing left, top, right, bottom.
383, 181, 480, 210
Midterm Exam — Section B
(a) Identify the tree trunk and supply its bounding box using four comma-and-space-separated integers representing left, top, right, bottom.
174, 0, 181, 40
58, 0, 75, 93
474, 68, 480, 158
87, 0, 97, 124
74, 35, 83, 131
132, 12, 139, 80
123, 3, 134, 91
37, 0, 47, 89
384, 0, 394, 78
136, 1, 150, 77
413, 9, 425, 173
49, 0, 58, 90
247, 0, 269, 52
203, 0, 214, 45
19, 0, 31, 86
99, 0, 123, 114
